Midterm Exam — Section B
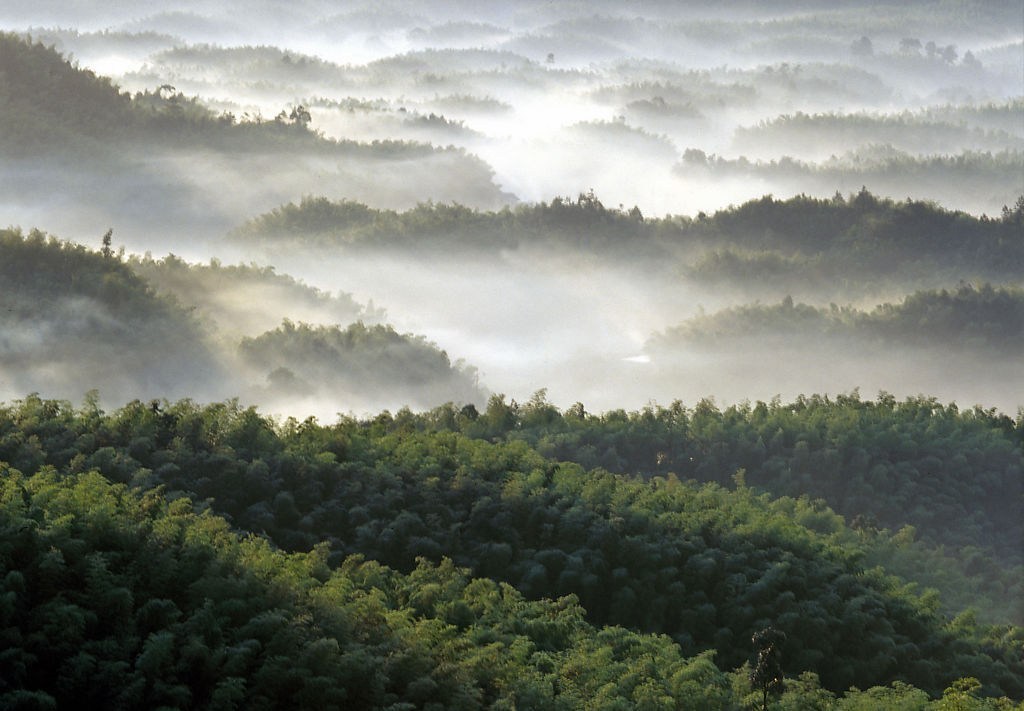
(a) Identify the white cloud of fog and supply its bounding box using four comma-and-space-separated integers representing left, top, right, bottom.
3, 1, 1023, 417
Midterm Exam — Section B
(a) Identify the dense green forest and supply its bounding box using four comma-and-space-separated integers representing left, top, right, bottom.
0, 395, 1021, 708
3, 464, 748, 710
419, 391, 1024, 568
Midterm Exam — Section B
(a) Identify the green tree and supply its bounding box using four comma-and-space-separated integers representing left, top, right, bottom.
750, 627, 786, 711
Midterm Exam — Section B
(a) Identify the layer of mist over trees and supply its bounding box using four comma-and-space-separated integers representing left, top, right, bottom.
658, 285, 1024, 351
0, 31, 509, 250
0, 230, 480, 414
3, 0, 1023, 245
127, 253, 383, 340
1, 1, 1023, 707
0, 228, 226, 403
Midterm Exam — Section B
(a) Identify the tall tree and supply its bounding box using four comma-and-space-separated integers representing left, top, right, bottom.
750, 627, 786, 711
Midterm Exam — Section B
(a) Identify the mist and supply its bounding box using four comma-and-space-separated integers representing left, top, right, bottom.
2, 1, 1023, 421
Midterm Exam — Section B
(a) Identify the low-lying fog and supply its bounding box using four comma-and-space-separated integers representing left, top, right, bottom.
237, 245, 1024, 419
2, 0, 1022, 419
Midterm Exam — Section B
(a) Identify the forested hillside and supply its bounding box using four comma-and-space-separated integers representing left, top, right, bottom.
654, 284, 1024, 353
231, 191, 1024, 284
238, 321, 485, 409
0, 228, 225, 402
0, 32, 509, 250
1, 465, 745, 710
0, 231, 484, 413
731, 107, 1024, 159
128, 254, 380, 340
0, 30, 428, 155
0, 395, 1021, 708
4, 458, 1018, 709
420, 391, 1024, 569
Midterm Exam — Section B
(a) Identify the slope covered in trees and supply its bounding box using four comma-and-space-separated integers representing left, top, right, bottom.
0, 228, 225, 402
439, 392, 1024, 571
238, 321, 485, 410
4, 456, 1019, 709
128, 254, 381, 339
0, 230, 485, 414
228, 193, 651, 255
0, 465, 744, 709
731, 108, 1024, 160
3, 5, 1023, 706
653, 284, 1024, 354
1, 395, 1021, 702
0, 28, 508, 174
0, 32, 510, 250
677, 149, 1024, 222
0, 31, 429, 155
0, 31, 310, 154
0, 30, 139, 154
230, 191, 1024, 284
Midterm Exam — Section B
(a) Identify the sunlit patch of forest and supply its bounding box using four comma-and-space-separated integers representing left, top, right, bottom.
0, 393, 1022, 708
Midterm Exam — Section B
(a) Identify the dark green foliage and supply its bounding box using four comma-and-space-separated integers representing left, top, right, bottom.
0, 465, 748, 709
464, 392, 1024, 569
0, 32, 132, 153
680, 190, 1024, 276
679, 191, 1023, 297
229, 190, 651, 254
0, 395, 1021, 699
0, 30, 305, 152
0, 228, 163, 318
416, 393, 1024, 626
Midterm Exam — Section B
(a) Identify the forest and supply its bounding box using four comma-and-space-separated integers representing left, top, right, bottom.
1, 1, 1023, 708
0, 394, 1022, 709
231, 190, 1024, 281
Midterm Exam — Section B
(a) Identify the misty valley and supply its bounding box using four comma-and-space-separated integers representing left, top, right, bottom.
0, 1, 1022, 709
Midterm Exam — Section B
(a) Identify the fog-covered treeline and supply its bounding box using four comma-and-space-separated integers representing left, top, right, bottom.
232, 189, 1024, 282
128, 253, 381, 338
0, 228, 226, 403
3, 0, 1023, 247
0, 32, 510, 249
0, 229, 483, 414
